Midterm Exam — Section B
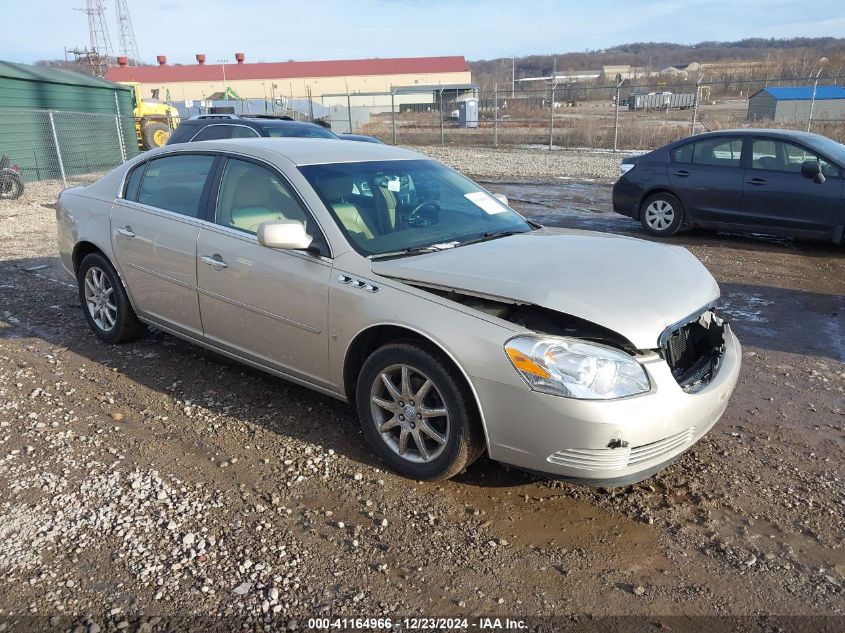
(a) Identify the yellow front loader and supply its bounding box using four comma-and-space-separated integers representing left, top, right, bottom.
120, 82, 181, 150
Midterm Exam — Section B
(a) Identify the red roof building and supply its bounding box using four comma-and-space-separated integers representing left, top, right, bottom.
106, 55, 470, 84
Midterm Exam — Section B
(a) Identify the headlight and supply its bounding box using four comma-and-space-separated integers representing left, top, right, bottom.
620, 162, 634, 176
504, 335, 650, 400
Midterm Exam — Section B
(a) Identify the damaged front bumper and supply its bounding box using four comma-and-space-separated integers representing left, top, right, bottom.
472, 324, 741, 486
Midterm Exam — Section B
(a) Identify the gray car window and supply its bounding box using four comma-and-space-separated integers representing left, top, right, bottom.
751, 139, 839, 177
670, 143, 694, 164
136, 155, 215, 217
229, 126, 260, 139
692, 138, 743, 167
192, 125, 232, 141
123, 163, 145, 200
216, 159, 308, 234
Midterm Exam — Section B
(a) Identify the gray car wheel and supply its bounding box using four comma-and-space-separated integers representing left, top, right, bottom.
641, 192, 684, 236
356, 342, 484, 480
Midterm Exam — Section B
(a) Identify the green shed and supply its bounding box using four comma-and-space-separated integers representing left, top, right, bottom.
0, 60, 139, 183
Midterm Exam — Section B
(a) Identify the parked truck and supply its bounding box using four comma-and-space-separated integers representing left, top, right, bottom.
119, 82, 181, 150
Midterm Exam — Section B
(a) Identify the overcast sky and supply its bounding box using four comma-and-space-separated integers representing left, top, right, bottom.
4, 0, 844, 65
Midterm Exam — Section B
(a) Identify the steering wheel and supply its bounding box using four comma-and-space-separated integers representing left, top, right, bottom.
407, 200, 440, 227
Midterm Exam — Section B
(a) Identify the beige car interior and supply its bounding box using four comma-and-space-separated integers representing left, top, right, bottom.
319, 173, 379, 241
217, 160, 307, 234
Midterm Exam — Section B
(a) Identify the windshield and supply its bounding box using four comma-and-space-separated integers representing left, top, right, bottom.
265, 124, 338, 139
299, 159, 532, 256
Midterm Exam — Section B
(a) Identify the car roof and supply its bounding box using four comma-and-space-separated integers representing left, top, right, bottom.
674, 128, 831, 145
155, 137, 425, 166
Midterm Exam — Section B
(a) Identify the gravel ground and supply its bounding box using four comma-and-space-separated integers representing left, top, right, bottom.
408, 145, 627, 183
0, 158, 843, 632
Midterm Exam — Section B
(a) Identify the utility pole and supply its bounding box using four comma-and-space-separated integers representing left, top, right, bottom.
217, 59, 228, 98
808, 61, 826, 132
511, 55, 515, 98
114, 0, 141, 65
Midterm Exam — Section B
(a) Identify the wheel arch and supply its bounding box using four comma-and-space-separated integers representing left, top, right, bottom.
72, 240, 108, 274
342, 323, 490, 447
72, 240, 140, 313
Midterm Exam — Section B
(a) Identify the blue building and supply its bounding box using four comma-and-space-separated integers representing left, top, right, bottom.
747, 86, 845, 122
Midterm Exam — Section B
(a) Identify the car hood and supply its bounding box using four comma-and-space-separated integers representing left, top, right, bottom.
370, 228, 719, 350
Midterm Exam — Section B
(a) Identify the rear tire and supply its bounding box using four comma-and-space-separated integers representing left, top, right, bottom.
0, 173, 23, 199
355, 342, 485, 480
640, 192, 684, 237
141, 121, 171, 149
77, 253, 146, 344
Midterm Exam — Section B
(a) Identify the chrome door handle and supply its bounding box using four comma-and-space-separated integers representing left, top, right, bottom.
201, 255, 228, 269
117, 226, 135, 238
746, 177, 766, 185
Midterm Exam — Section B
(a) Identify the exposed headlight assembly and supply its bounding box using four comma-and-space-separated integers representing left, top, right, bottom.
505, 335, 650, 400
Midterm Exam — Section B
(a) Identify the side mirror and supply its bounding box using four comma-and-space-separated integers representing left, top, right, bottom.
801, 160, 825, 184
492, 192, 509, 206
257, 220, 313, 251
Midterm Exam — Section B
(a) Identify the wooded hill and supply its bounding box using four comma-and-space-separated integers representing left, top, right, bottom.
471, 37, 845, 89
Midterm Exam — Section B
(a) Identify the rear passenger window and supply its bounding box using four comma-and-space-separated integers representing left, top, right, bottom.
692, 138, 743, 167
229, 126, 260, 138
123, 163, 145, 200
193, 125, 232, 141
670, 143, 693, 163
137, 155, 215, 217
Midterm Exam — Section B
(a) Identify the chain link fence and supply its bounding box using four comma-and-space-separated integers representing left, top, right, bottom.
2, 75, 842, 190
0, 109, 139, 187
313, 75, 845, 151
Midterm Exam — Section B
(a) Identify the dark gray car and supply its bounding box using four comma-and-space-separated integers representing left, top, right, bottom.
612, 129, 845, 243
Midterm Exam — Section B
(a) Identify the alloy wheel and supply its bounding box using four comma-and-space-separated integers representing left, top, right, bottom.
83, 266, 117, 332
645, 199, 675, 231
370, 364, 450, 463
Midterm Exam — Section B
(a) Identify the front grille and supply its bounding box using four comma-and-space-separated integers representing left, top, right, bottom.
661, 310, 726, 392
547, 427, 698, 471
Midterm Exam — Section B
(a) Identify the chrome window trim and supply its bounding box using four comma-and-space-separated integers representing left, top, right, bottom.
115, 147, 338, 258
116, 198, 212, 227
113, 198, 333, 266
188, 123, 260, 142
198, 221, 334, 266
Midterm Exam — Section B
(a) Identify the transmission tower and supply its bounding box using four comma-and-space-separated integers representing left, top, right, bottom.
114, 0, 141, 65
79, 0, 114, 75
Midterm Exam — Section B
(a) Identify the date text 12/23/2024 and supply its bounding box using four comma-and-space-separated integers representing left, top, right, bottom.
307, 617, 527, 630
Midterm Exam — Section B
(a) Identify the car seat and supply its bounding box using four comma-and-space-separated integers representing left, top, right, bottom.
320, 174, 377, 240
756, 156, 781, 171
371, 175, 398, 233
226, 168, 306, 233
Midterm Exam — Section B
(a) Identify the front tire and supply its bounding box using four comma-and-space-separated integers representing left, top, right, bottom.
77, 253, 146, 344
640, 192, 684, 237
141, 121, 171, 149
355, 342, 485, 480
